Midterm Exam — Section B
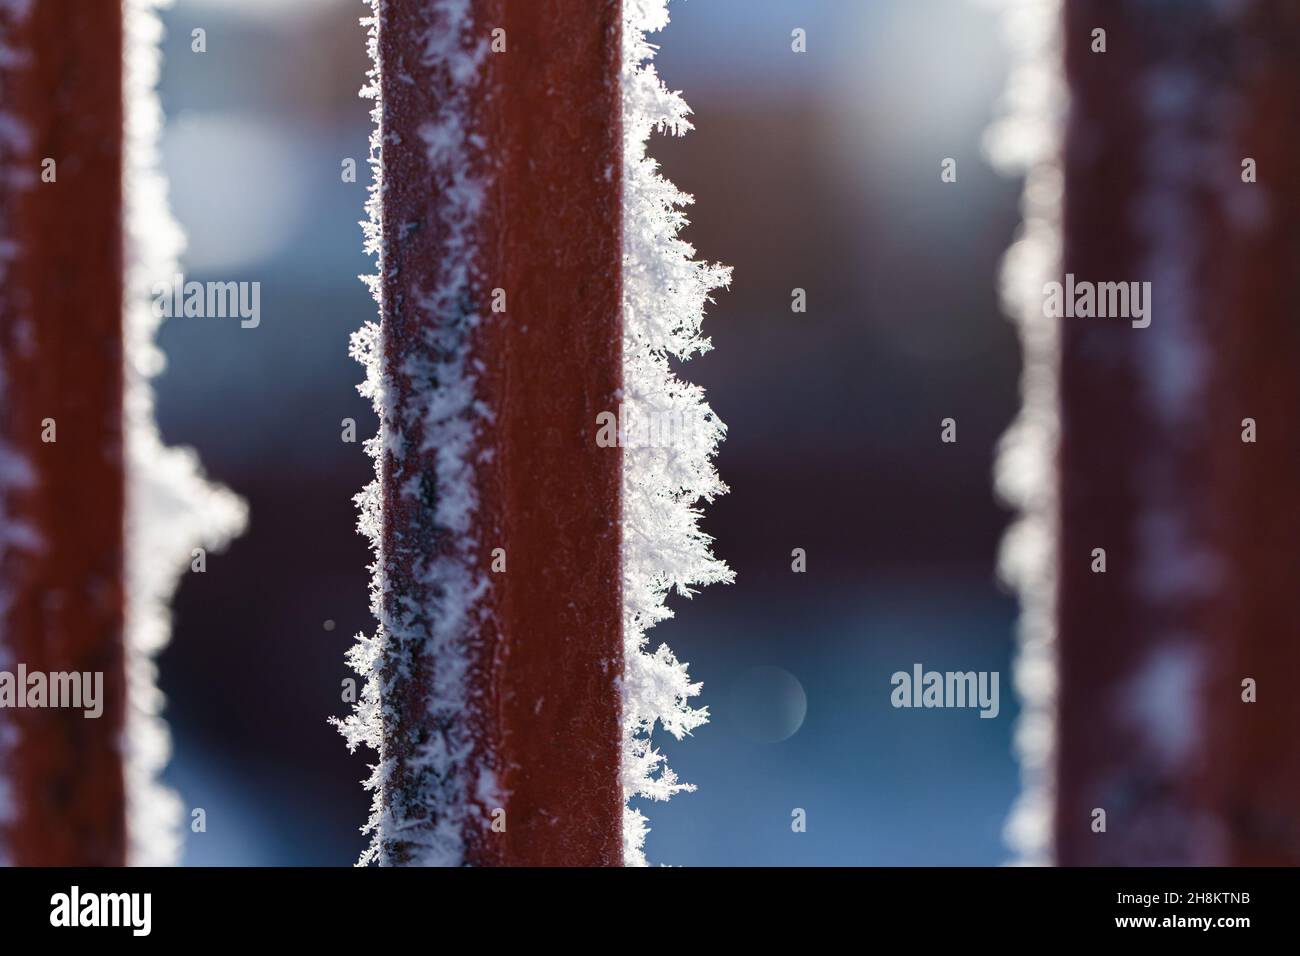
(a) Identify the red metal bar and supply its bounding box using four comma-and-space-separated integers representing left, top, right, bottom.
1056, 0, 1300, 864
377, 0, 623, 865
0, 1, 127, 865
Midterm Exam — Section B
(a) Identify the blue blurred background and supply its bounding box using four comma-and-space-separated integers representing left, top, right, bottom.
153, 0, 1025, 865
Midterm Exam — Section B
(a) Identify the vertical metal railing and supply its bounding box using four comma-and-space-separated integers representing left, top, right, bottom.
0, 0, 128, 866
375, 0, 624, 865
1056, 0, 1300, 865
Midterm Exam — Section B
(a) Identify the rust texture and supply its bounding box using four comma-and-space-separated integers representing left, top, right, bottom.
0, 0, 128, 866
379, 0, 623, 865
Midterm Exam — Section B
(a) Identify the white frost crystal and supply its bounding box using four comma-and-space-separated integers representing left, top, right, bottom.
621, 0, 732, 866
338, 0, 494, 868
0, 0, 245, 867
123, 0, 247, 865
978, 0, 1065, 866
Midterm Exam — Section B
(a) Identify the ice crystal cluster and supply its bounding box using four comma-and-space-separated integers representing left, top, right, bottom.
620, 0, 732, 866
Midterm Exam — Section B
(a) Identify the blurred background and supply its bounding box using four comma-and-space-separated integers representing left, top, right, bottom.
155, 0, 1025, 865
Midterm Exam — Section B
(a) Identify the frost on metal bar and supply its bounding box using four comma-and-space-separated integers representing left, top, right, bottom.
1051, 0, 1300, 866
0, 0, 36, 868
621, 0, 732, 866
0, 0, 242, 866
342, 0, 628, 866
122, 0, 247, 865
339, 0, 494, 868
989, 0, 1300, 865
341, 0, 727, 867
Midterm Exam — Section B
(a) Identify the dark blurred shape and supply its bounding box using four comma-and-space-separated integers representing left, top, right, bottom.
1056, 0, 1300, 865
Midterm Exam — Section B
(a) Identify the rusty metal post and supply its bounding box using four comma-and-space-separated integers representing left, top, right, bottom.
373, 0, 623, 865
1056, 0, 1300, 864
0, 0, 128, 866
